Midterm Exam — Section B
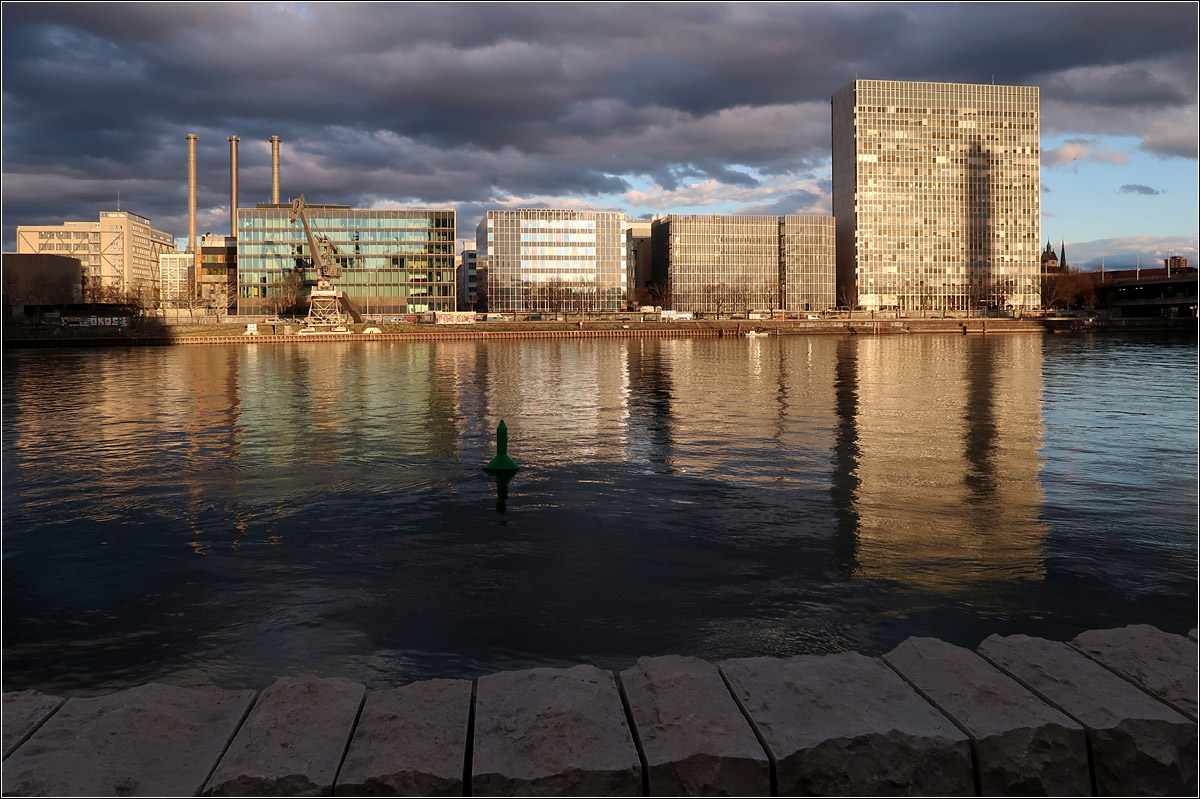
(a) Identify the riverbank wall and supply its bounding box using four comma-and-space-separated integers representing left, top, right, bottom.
3, 624, 1195, 796
5, 316, 1194, 349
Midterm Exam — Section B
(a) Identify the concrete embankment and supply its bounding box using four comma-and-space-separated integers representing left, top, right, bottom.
2, 317, 1054, 348
3, 624, 1195, 796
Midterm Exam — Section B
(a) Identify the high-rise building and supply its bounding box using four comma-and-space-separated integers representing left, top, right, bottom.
832, 80, 1041, 313
649, 214, 835, 314
457, 248, 479, 310
625, 219, 653, 305
235, 204, 456, 317
15, 210, 176, 298
477, 209, 627, 314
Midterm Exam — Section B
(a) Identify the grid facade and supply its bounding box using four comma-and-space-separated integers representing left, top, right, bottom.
15, 211, 175, 296
236, 205, 455, 317
652, 214, 835, 314
832, 80, 1041, 312
158, 253, 195, 302
781, 215, 837, 312
477, 209, 627, 314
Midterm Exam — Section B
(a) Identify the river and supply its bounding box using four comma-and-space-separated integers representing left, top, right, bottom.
2, 331, 1196, 694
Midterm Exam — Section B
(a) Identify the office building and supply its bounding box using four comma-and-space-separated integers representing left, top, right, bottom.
832, 80, 1041, 312
650, 214, 835, 314
157, 252, 195, 303
16, 210, 176, 298
625, 219, 653, 305
457, 249, 479, 310
477, 209, 627, 314
235, 204, 456, 317
199, 235, 238, 315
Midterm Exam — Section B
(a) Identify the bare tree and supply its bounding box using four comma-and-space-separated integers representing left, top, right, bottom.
266, 271, 304, 317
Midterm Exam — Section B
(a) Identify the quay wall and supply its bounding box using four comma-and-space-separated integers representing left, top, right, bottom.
3, 624, 1195, 796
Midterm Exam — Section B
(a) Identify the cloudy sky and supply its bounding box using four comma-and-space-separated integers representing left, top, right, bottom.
3, 2, 1197, 268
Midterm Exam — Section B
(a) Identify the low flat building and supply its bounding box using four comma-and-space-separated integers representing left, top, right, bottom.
650, 214, 835, 315
236, 204, 456, 318
477, 209, 627, 314
1, 253, 84, 317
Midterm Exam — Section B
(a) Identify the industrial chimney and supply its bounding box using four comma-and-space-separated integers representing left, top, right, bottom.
270, 135, 281, 204
228, 135, 240, 237
186, 133, 199, 254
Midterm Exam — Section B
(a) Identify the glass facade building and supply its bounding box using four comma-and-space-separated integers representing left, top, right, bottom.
476, 209, 627, 314
832, 80, 1041, 312
650, 214, 835, 314
236, 204, 456, 317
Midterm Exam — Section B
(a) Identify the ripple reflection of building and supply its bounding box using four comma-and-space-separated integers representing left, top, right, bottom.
835, 334, 1047, 592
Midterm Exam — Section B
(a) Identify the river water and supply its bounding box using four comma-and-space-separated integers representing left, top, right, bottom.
2, 332, 1196, 694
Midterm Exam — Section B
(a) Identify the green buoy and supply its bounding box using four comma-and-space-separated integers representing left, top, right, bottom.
484, 420, 519, 472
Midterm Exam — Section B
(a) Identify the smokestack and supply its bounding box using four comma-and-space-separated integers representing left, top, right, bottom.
186, 134, 199, 254
270, 135, 281, 204
228, 135, 240, 237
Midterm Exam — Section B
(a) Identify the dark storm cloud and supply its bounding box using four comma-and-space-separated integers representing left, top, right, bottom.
1118, 184, 1165, 196
3, 2, 1196, 246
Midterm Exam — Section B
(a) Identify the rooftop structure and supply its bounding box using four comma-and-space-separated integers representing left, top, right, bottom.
832, 79, 1041, 312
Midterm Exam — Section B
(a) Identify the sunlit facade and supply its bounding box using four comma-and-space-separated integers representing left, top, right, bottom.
832, 80, 1041, 312
650, 214, 835, 314
236, 204, 456, 317
16, 210, 176, 297
477, 209, 627, 314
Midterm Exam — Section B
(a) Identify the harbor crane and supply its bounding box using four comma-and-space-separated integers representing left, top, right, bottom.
289, 194, 346, 326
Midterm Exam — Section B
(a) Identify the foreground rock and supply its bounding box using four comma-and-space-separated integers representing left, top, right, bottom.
203, 676, 364, 796
2, 683, 255, 797
2, 691, 64, 760
621, 655, 768, 796
979, 634, 1197, 796
472, 665, 641, 796
336, 678, 472, 796
721, 651, 973, 795
884, 637, 1090, 795
1071, 625, 1198, 721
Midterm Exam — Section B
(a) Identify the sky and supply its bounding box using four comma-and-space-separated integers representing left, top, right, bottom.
2, 2, 1197, 270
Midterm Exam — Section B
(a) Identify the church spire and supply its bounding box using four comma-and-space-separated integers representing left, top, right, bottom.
1059, 239, 1067, 270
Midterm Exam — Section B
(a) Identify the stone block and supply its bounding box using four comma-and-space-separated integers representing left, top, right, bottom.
335, 678, 472, 796
203, 675, 365, 796
978, 634, 1197, 796
1, 682, 255, 797
720, 651, 973, 795
1071, 625, 1198, 720
473, 664, 641, 796
3, 691, 65, 760
1188, 628, 1197, 642
620, 655, 768, 796
884, 637, 1089, 795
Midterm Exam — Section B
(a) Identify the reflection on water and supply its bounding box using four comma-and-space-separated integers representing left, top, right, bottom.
2, 333, 1196, 694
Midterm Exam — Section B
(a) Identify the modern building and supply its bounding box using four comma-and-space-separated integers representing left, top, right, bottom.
457, 248, 479, 310
649, 214, 835, 315
157, 252, 196, 304
235, 204, 456, 317
832, 80, 1041, 312
199, 235, 238, 316
625, 219, 653, 306
15, 210, 176, 299
477, 209, 627, 314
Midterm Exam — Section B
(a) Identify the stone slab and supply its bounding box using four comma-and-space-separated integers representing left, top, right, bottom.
1071, 625, 1198, 720
978, 634, 1197, 796
335, 678, 472, 796
1, 682, 256, 797
2, 692, 65, 760
203, 675, 365, 796
620, 655, 768, 796
1189, 628, 1197, 642
720, 651, 973, 796
473, 664, 641, 796
884, 637, 1089, 796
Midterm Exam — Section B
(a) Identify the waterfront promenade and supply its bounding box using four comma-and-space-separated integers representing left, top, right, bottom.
3, 624, 1195, 796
